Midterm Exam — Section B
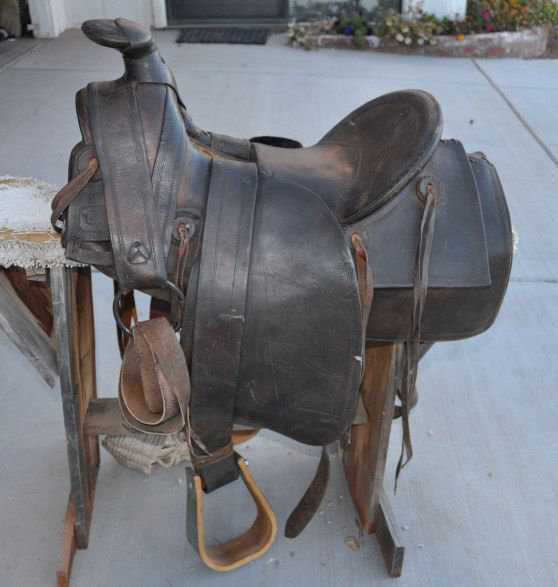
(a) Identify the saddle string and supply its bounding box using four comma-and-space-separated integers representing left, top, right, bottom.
114, 283, 137, 358
51, 157, 98, 230
348, 233, 374, 451
351, 233, 374, 369
395, 184, 437, 489
185, 403, 211, 458
173, 223, 190, 289
171, 222, 206, 456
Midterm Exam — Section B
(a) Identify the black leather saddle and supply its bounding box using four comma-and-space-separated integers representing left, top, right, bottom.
51, 18, 513, 572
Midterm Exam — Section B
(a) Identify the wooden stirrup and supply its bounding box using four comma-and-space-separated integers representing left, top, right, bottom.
186, 457, 277, 572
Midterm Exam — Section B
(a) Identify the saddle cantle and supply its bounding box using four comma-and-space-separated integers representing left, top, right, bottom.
51, 18, 513, 572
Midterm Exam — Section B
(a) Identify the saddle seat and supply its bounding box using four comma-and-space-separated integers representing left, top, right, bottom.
252, 90, 442, 225
79, 19, 442, 226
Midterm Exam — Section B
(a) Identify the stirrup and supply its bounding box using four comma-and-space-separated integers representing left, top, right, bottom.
186, 456, 277, 571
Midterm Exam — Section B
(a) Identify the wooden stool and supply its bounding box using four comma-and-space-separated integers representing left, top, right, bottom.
0, 177, 406, 584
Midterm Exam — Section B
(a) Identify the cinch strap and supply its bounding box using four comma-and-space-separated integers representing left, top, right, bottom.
188, 157, 258, 491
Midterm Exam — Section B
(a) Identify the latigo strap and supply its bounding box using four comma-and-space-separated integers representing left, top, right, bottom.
119, 317, 189, 435
396, 182, 438, 486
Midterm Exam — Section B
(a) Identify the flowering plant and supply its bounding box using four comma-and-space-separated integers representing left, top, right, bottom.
467, 0, 558, 32
373, 6, 444, 45
286, 5, 374, 49
286, 17, 336, 49
335, 8, 373, 47
287, 0, 558, 51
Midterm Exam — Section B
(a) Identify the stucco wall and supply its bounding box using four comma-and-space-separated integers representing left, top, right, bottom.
28, 0, 166, 37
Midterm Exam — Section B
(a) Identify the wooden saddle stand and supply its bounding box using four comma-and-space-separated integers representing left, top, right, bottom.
47, 269, 409, 585
0, 260, 407, 586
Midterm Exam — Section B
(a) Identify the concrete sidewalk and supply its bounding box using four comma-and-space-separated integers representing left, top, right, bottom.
0, 30, 557, 586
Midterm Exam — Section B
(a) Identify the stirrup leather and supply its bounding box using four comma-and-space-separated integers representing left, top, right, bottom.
186, 456, 277, 572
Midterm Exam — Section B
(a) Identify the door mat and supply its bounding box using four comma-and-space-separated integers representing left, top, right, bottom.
176, 27, 270, 45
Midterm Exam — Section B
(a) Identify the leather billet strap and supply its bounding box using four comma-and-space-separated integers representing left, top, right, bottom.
186, 456, 277, 572
87, 80, 168, 290
188, 157, 258, 492
119, 317, 189, 434
396, 182, 438, 486
284, 447, 330, 538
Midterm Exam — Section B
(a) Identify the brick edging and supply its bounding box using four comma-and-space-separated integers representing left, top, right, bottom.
307, 26, 550, 58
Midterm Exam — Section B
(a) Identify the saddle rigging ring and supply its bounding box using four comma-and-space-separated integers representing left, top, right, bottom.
113, 280, 185, 336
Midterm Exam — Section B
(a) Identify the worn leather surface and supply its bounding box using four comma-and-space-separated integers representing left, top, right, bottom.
232, 170, 362, 444
254, 90, 442, 225
53, 12, 513, 450
51, 18, 513, 561
119, 317, 189, 434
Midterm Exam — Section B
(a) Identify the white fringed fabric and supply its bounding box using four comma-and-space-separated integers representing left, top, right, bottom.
0, 176, 80, 268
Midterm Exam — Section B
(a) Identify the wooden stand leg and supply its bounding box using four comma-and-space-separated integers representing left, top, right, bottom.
342, 342, 405, 577
0, 267, 57, 386
51, 266, 99, 585
57, 496, 76, 587
376, 489, 405, 577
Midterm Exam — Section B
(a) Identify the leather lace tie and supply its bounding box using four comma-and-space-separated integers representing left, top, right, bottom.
51, 157, 98, 230
396, 184, 437, 488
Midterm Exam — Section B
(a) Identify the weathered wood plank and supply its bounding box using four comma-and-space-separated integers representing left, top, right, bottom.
5, 266, 54, 335
375, 489, 405, 577
85, 398, 134, 436
342, 342, 403, 533
85, 397, 258, 438
56, 496, 76, 587
51, 266, 99, 549
0, 269, 58, 386
75, 267, 101, 506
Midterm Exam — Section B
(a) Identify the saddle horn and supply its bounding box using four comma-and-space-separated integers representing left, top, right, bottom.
82, 18, 156, 57
82, 19, 177, 86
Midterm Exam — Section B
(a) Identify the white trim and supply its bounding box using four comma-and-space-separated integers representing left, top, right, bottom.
28, 0, 67, 38
27, 0, 167, 37
402, 0, 467, 19
151, 0, 168, 28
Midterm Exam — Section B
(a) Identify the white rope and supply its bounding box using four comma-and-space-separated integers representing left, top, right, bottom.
102, 432, 191, 476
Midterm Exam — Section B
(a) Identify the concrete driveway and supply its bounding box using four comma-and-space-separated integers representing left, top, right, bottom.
0, 30, 556, 586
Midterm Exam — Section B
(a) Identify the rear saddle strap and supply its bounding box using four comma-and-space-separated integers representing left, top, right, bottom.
395, 182, 438, 487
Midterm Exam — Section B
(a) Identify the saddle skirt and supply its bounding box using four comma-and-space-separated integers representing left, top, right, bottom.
51, 18, 513, 572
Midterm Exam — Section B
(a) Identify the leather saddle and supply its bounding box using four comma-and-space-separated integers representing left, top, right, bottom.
51, 19, 513, 571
